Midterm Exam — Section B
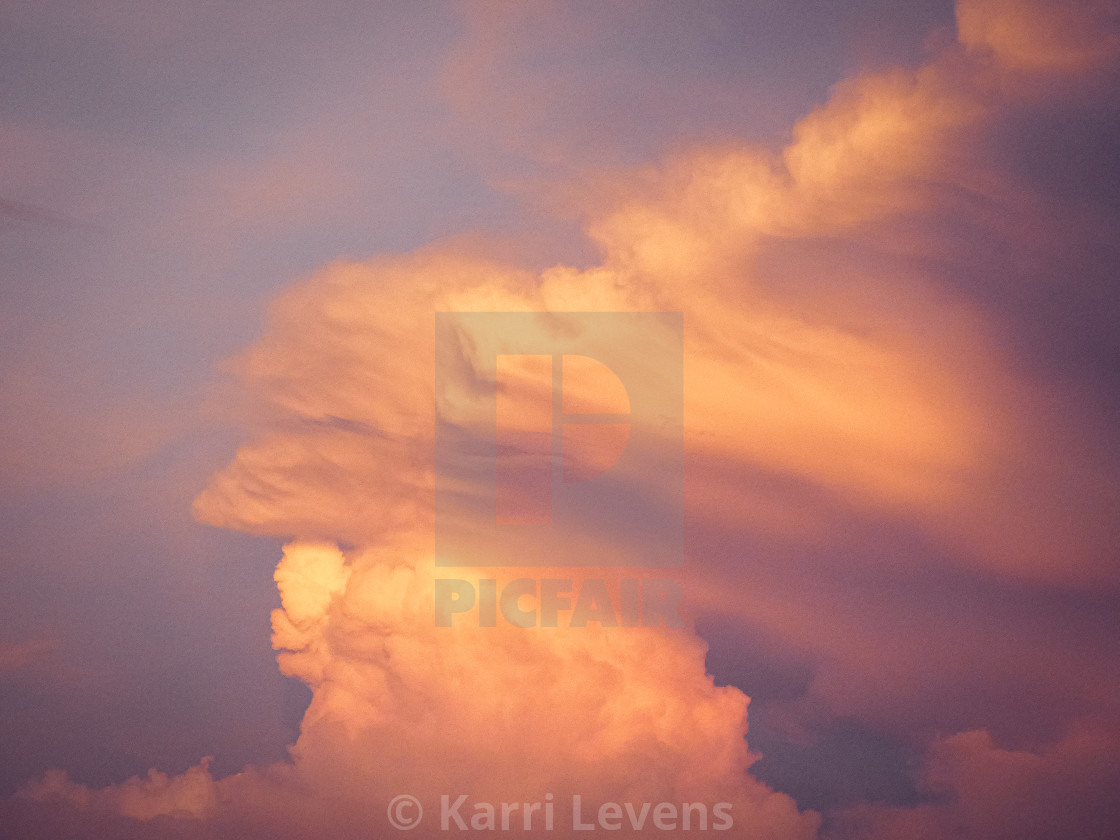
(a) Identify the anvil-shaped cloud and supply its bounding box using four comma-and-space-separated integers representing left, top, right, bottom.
11, 1, 1120, 838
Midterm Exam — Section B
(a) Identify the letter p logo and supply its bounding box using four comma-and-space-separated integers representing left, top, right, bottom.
494, 353, 632, 524
435, 312, 682, 568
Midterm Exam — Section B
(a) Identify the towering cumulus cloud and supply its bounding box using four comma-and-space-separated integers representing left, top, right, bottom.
12, 0, 1120, 837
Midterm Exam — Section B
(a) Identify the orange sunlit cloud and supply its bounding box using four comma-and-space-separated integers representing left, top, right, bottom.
5, 1, 1120, 839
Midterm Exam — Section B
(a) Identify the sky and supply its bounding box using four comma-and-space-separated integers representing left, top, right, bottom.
1, 0, 1119, 837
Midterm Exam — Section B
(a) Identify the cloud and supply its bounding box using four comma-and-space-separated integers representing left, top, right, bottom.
9, 0, 1120, 838
0, 638, 56, 672
0, 197, 80, 231
182, 248, 821, 833
19, 540, 819, 839
826, 719, 1120, 840
957, 0, 1120, 73
21, 760, 217, 821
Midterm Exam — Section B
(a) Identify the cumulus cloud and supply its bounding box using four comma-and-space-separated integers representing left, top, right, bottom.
826, 719, 1120, 840
19, 538, 817, 839
21, 760, 217, 822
